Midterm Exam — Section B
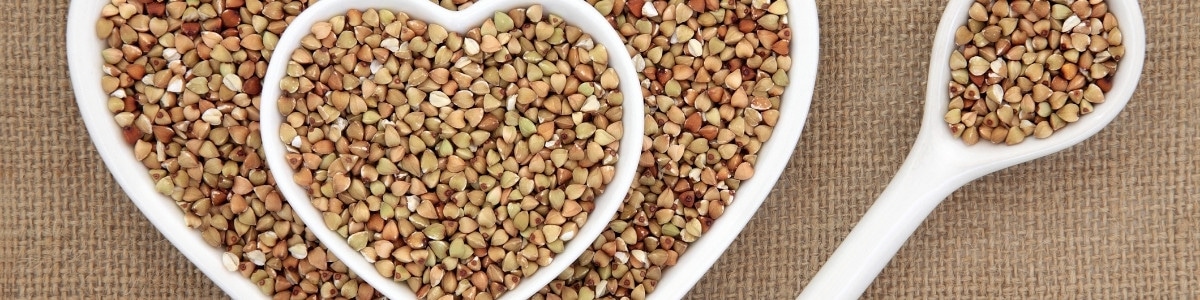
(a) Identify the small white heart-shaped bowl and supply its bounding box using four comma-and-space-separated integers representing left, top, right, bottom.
258, 0, 645, 299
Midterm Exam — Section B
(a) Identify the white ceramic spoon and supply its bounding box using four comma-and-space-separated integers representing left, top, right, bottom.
798, 0, 1145, 299
259, 0, 644, 299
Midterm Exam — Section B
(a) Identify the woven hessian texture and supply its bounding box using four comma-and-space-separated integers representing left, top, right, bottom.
2, 0, 1197, 298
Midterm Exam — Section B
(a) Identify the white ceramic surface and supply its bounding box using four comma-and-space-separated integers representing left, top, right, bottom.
798, 1, 1145, 299
66, 0, 820, 298
258, 0, 645, 299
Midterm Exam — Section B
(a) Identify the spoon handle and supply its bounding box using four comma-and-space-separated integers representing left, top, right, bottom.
798, 144, 974, 300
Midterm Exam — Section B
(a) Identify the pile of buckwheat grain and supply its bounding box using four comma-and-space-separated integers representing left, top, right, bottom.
946, 0, 1123, 145
97, 0, 382, 298
102, 0, 794, 299
278, 7, 623, 299
537, 0, 793, 298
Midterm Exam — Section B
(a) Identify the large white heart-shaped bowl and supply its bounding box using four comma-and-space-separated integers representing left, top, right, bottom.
259, 0, 645, 299
65, 0, 818, 298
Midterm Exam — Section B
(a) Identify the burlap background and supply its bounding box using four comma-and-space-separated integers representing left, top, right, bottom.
2, 0, 1197, 298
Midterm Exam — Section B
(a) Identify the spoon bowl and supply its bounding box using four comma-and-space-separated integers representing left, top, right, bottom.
799, 0, 1145, 298
259, 0, 645, 299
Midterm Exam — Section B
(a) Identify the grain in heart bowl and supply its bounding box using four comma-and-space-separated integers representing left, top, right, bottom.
258, 0, 645, 299
77, 0, 387, 298
269, 4, 634, 299
66, 0, 817, 298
